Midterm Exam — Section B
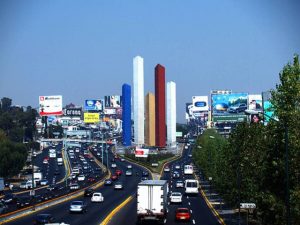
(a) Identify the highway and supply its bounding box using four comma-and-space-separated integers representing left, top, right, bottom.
3, 142, 150, 225
108, 144, 220, 225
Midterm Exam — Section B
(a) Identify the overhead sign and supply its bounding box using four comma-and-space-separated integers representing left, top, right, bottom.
64, 108, 82, 117
104, 96, 122, 108
84, 100, 103, 111
84, 113, 99, 123
192, 96, 209, 112
240, 203, 256, 209
39, 95, 63, 116
135, 147, 149, 158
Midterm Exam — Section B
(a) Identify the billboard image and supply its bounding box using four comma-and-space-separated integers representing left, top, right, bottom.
84, 100, 103, 111
185, 103, 193, 120
39, 95, 63, 116
104, 108, 116, 115
84, 113, 100, 123
192, 96, 209, 112
104, 96, 122, 108
211, 93, 248, 122
262, 91, 274, 123
63, 108, 82, 117
135, 147, 149, 158
248, 94, 262, 112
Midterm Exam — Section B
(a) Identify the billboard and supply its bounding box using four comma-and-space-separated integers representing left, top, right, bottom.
39, 95, 63, 116
176, 132, 183, 137
63, 108, 82, 117
192, 96, 209, 112
262, 91, 274, 123
84, 100, 103, 111
104, 96, 122, 108
211, 93, 248, 122
248, 95, 262, 112
135, 147, 149, 158
104, 108, 116, 115
84, 113, 99, 123
185, 103, 193, 120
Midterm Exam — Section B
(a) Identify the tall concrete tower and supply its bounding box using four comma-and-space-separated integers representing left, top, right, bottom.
145, 92, 155, 146
166, 81, 176, 146
155, 64, 166, 148
133, 56, 144, 145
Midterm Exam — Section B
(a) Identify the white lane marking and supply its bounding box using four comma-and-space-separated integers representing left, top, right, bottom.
192, 219, 196, 224
187, 196, 189, 199
190, 209, 193, 214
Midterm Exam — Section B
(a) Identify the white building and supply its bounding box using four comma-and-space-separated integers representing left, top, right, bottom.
133, 56, 145, 145
166, 81, 176, 146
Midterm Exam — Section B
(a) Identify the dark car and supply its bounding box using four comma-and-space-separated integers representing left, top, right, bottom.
16, 196, 33, 208
84, 188, 94, 197
111, 175, 118, 181
34, 213, 55, 224
47, 184, 58, 191
87, 176, 96, 183
1, 193, 17, 204
142, 171, 149, 177
104, 179, 112, 186
0, 202, 8, 214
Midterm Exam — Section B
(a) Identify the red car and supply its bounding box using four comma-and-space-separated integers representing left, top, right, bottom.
87, 176, 96, 182
111, 175, 118, 181
175, 208, 191, 221
115, 169, 122, 176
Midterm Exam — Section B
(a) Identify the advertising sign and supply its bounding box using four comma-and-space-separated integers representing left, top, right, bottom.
84, 100, 103, 111
84, 113, 99, 123
192, 96, 209, 112
104, 108, 116, 115
104, 96, 122, 108
135, 147, 149, 158
176, 132, 183, 137
262, 91, 274, 123
63, 108, 82, 117
211, 93, 248, 122
185, 103, 193, 120
39, 95, 63, 116
248, 94, 263, 112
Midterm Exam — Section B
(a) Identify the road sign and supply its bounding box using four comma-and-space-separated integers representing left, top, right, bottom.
240, 203, 256, 209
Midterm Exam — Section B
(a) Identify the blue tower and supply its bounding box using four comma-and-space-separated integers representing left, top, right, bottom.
122, 84, 131, 146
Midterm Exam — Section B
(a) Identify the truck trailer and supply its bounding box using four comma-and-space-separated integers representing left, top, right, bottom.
137, 180, 168, 224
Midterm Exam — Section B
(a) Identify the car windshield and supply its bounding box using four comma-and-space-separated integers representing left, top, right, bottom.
72, 201, 83, 205
172, 193, 181, 196
37, 214, 50, 219
177, 209, 189, 213
186, 182, 197, 187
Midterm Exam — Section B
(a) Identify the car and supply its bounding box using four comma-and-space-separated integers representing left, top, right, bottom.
77, 174, 85, 181
69, 183, 80, 190
1, 193, 17, 204
104, 179, 112, 186
142, 171, 149, 177
91, 192, 104, 202
176, 180, 184, 188
47, 184, 58, 191
16, 196, 32, 208
40, 179, 49, 186
175, 208, 191, 221
0, 202, 8, 214
54, 169, 60, 175
87, 176, 96, 182
120, 158, 125, 162
188, 154, 192, 157
228, 103, 247, 113
125, 170, 132, 176
33, 213, 56, 224
114, 182, 123, 190
141, 177, 148, 181
111, 163, 117, 168
127, 164, 132, 169
175, 165, 181, 170
97, 152, 101, 156
115, 169, 122, 176
43, 159, 49, 164
164, 166, 170, 172
111, 175, 118, 181
69, 201, 87, 213
84, 188, 94, 197
173, 171, 180, 179
170, 192, 182, 203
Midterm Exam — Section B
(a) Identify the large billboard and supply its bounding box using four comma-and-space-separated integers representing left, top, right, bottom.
135, 147, 149, 158
104, 96, 122, 108
211, 92, 248, 122
192, 96, 209, 112
185, 103, 193, 120
63, 108, 82, 117
248, 94, 263, 112
262, 91, 274, 123
39, 95, 63, 116
84, 113, 99, 123
84, 100, 103, 111
104, 108, 116, 115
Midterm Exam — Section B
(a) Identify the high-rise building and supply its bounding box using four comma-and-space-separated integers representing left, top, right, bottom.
133, 56, 144, 145
145, 92, 155, 146
155, 64, 166, 147
122, 83, 131, 146
166, 81, 176, 146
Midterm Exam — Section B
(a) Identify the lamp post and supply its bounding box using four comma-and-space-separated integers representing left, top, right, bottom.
245, 110, 290, 225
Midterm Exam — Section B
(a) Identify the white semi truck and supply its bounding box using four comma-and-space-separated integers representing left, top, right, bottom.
137, 180, 168, 224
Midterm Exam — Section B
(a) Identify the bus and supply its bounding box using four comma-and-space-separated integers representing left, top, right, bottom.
185, 179, 199, 194
184, 165, 193, 175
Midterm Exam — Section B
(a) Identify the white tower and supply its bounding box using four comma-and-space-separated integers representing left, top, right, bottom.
133, 56, 145, 145
166, 81, 176, 147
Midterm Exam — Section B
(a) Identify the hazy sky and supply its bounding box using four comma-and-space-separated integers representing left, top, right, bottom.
0, 0, 299, 122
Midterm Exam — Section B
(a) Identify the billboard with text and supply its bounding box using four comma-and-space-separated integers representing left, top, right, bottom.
84, 100, 103, 111
135, 147, 149, 158
63, 108, 82, 117
84, 113, 99, 123
104, 96, 122, 108
39, 95, 63, 116
192, 96, 209, 112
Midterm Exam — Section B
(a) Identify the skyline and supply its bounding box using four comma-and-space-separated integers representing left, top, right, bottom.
0, 0, 299, 122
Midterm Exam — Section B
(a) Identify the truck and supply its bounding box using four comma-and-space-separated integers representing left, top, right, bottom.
137, 180, 168, 224
57, 157, 63, 166
34, 172, 43, 185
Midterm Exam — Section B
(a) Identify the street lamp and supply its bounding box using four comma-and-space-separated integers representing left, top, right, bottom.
245, 110, 290, 225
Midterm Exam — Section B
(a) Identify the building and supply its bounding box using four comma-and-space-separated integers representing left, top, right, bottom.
166, 81, 176, 146
155, 64, 166, 147
145, 92, 155, 146
133, 56, 145, 145
122, 83, 131, 146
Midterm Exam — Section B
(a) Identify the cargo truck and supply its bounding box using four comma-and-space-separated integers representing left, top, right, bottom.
137, 180, 168, 224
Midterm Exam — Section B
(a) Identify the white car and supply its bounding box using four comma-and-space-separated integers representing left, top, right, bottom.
77, 174, 85, 181
176, 180, 184, 188
127, 165, 132, 169
114, 182, 123, 190
75, 148, 80, 153
91, 192, 104, 202
120, 158, 125, 162
164, 166, 170, 172
170, 192, 182, 203
175, 165, 181, 170
111, 163, 117, 168
125, 170, 132, 176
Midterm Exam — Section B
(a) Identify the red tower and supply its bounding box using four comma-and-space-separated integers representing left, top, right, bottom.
155, 64, 166, 147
